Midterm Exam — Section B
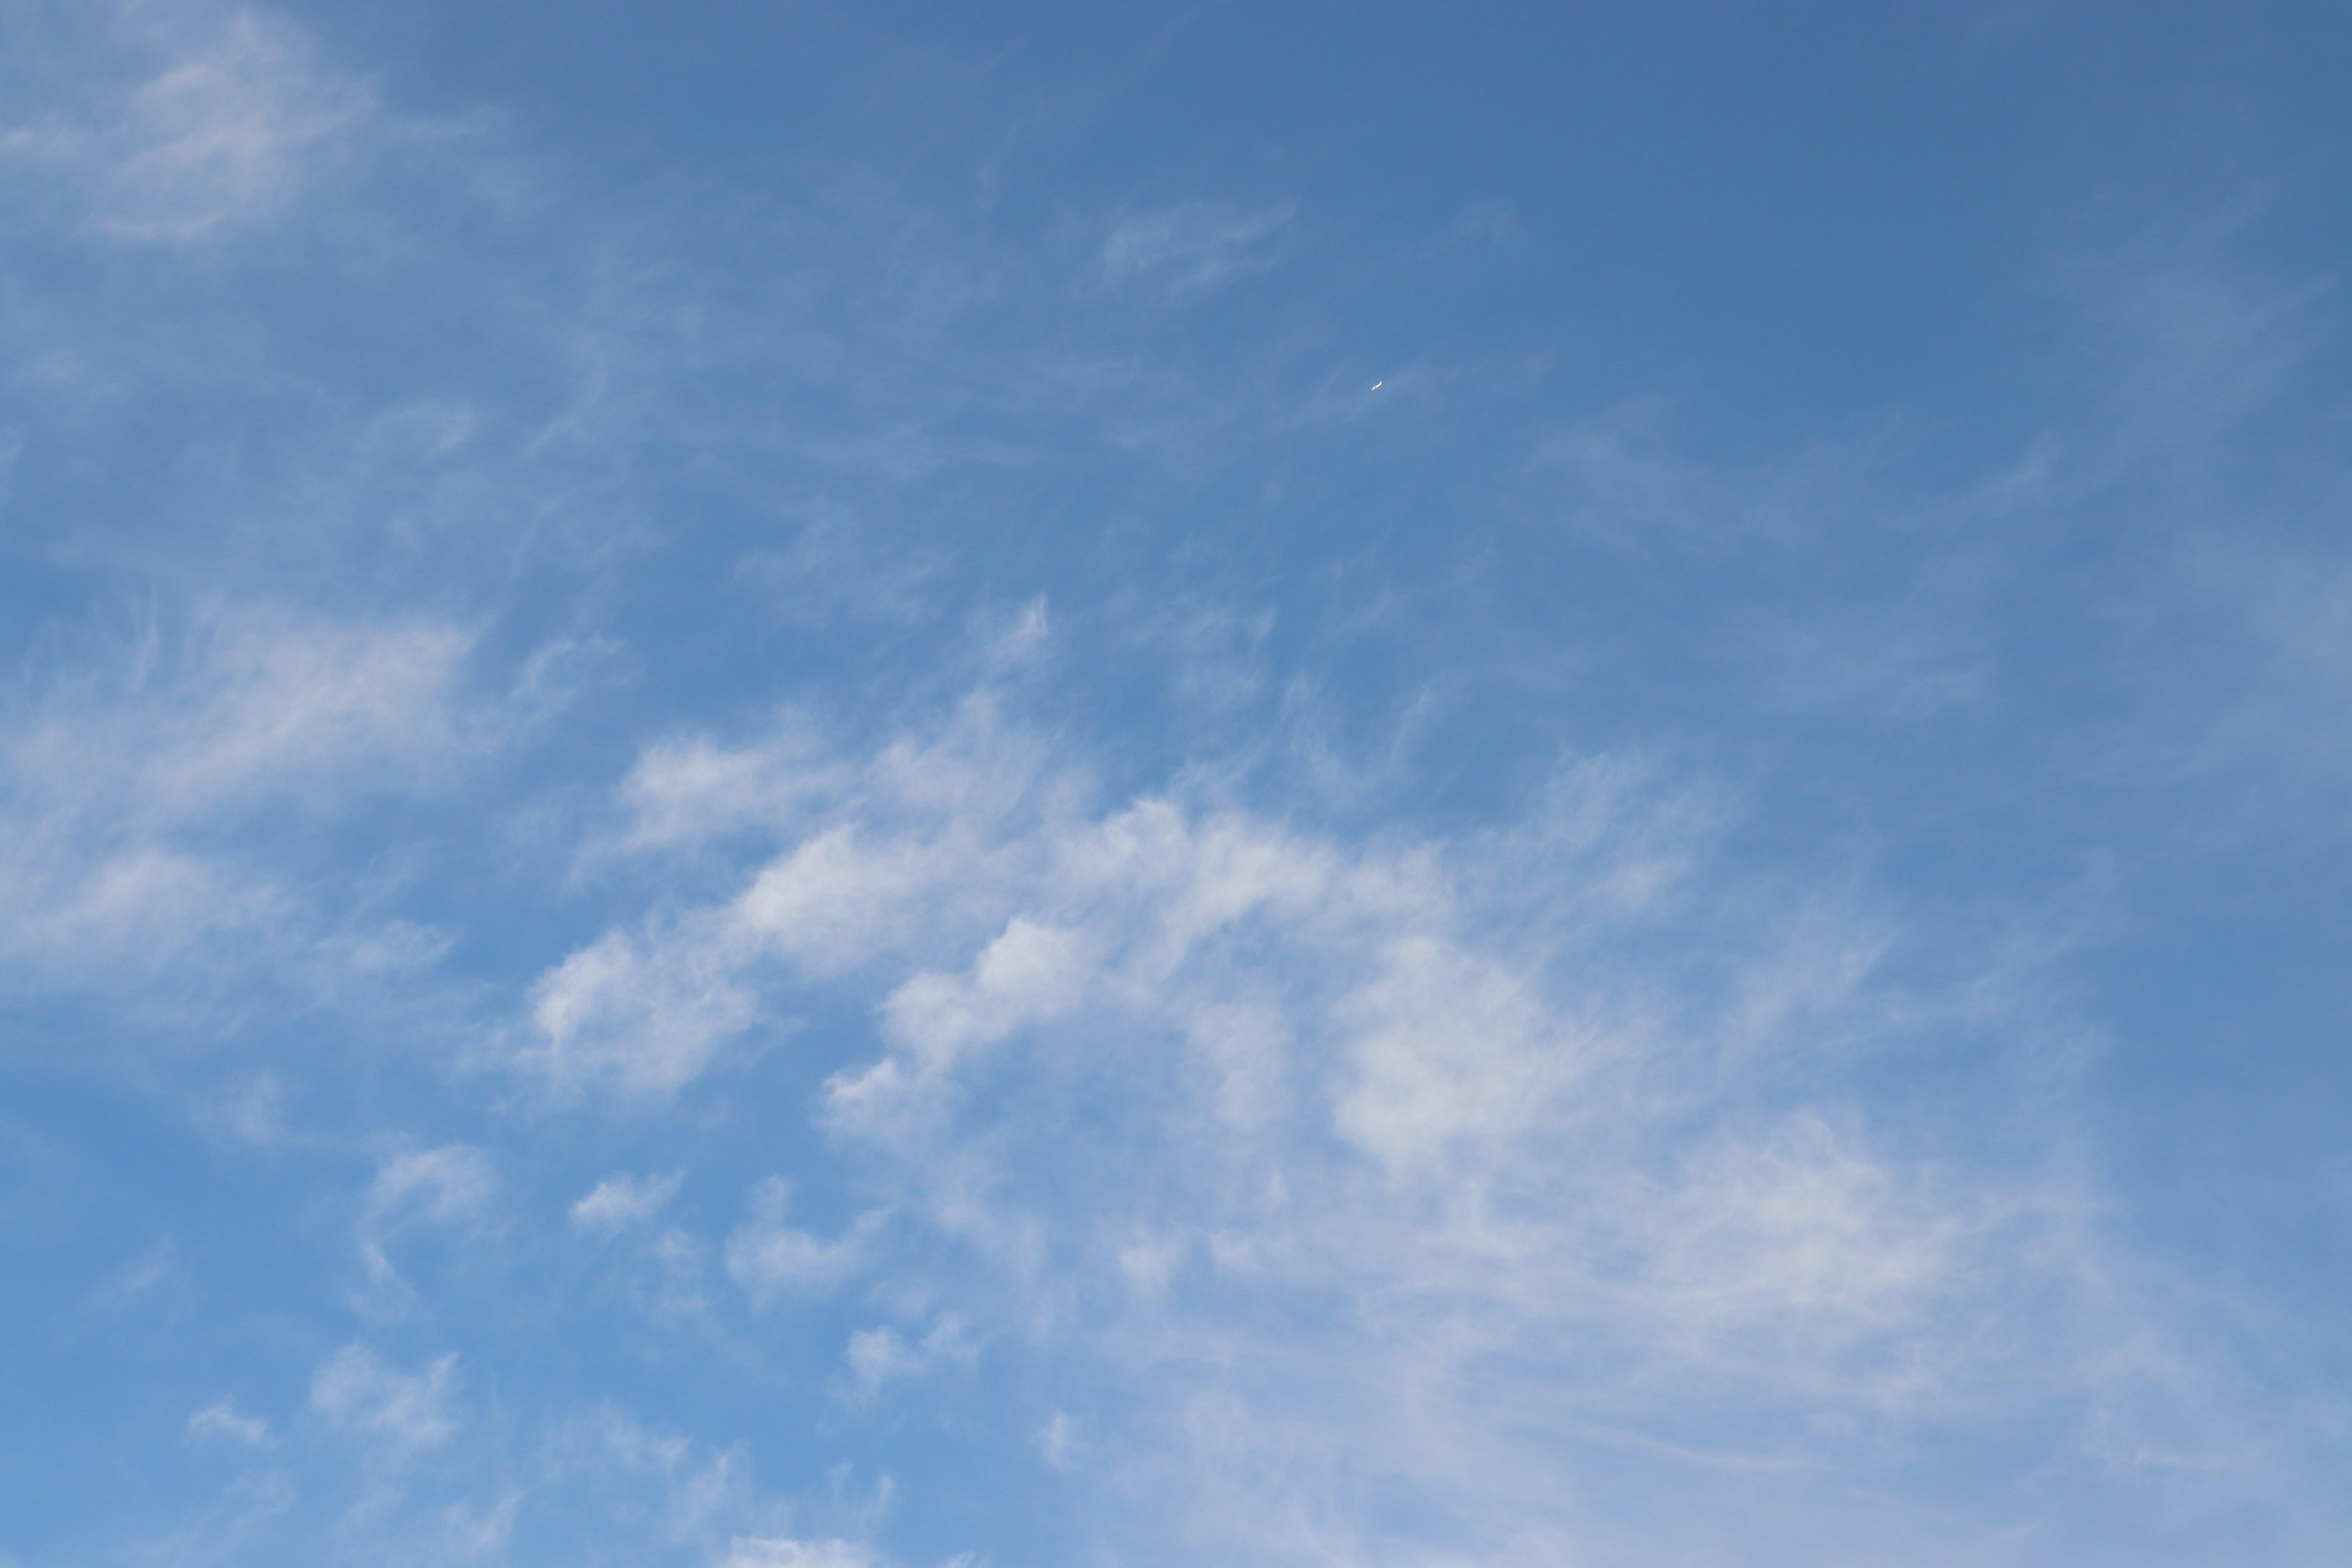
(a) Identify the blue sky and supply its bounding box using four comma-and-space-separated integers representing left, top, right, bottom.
3, 2, 2350, 1564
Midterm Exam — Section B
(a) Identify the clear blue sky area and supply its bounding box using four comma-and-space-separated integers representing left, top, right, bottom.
3, 4, 2350, 1565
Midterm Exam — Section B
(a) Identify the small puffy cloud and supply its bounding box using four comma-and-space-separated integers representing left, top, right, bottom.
880, 917, 1088, 1064
614, 722, 847, 853
720, 1538, 878, 1568
725, 1179, 885, 1306
731, 827, 956, 979
368, 1145, 496, 1224
527, 925, 760, 1096
309, 1346, 459, 1449
187, 1400, 272, 1447
571, 1170, 685, 1234
846, 1316, 972, 1396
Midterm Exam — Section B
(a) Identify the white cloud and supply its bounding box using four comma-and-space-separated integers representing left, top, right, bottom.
368, 1144, 497, 1224
733, 827, 966, 978
545, 1402, 690, 1477
516, 696, 2157, 1558
0, 609, 478, 1000
1327, 933, 1577, 1176
986, 595, 1051, 665
1038, 1411, 1079, 1472
360, 1144, 496, 1287
96, 1238, 176, 1305
726, 1178, 886, 1306
879, 916, 1088, 1066
0, 23, 2310, 1547
1100, 202, 1292, 293
539, 1404, 778, 1544
523, 697, 1055, 1096
613, 718, 850, 854
1, 4, 368, 241
187, 1400, 272, 1447
845, 1315, 972, 1397
720, 1538, 878, 1568
526, 924, 763, 1096
571, 1170, 685, 1234
309, 1345, 460, 1449
128, 617, 475, 812
1645, 1112, 1989, 1340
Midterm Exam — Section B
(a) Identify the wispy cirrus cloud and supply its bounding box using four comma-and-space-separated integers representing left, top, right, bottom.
1099, 202, 1293, 293
0, 608, 478, 1012
503, 688, 2187, 1561
309, 1344, 462, 1450
0, 2, 369, 242
2, 2, 2346, 1564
